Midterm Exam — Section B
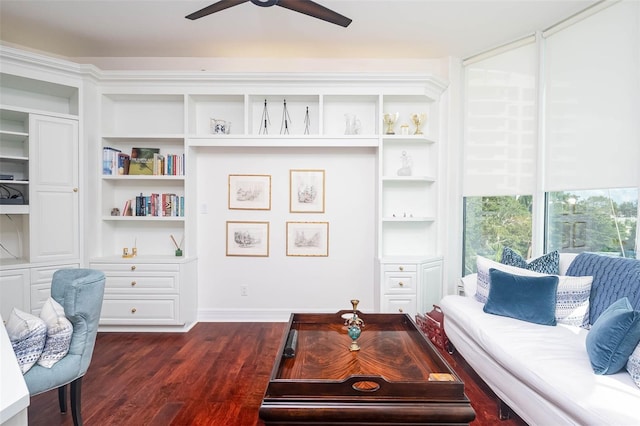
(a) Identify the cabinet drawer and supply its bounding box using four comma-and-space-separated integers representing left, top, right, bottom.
383, 272, 416, 293
100, 297, 179, 325
381, 295, 416, 315
90, 262, 180, 274
382, 263, 417, 273
31, 264, 79, 284
103, 274, 178, 293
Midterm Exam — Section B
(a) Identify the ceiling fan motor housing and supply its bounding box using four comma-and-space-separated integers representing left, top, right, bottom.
251, 0, 279, 6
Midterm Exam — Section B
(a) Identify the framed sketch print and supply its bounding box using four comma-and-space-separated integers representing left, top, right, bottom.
286, 221, 329, 257
290, 169, 325, 213
228, 174, 271, 210
226, 221, 270, 257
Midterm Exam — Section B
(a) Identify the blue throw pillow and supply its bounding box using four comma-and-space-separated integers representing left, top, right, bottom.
501, 247, 560, 275
586, 297, 640, 375
483, 268, 559, 326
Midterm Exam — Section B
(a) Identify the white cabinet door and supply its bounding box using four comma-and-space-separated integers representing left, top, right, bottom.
0, 269, 30, 321
29, 115, 79, 263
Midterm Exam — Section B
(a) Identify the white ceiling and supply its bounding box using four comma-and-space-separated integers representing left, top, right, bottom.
0, 0, 596, 60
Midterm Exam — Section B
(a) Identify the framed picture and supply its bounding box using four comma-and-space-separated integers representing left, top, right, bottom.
289, 169, 325, 213
226, 221, 270, 257
228, 174, 271, 210
286, 221, 329, 257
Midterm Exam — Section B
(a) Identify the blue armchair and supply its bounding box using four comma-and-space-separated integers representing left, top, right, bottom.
23, 268, 105, 426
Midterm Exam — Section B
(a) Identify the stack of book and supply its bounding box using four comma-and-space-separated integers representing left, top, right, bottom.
122, 193, 185, 217
102, 147, 184, 176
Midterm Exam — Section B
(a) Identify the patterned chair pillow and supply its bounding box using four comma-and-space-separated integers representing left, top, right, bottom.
6, 308, 47, 374
38, 297, 73, 368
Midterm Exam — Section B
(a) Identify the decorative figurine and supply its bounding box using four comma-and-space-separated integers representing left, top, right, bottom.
383, 112, 399, 135
259, 99, 270, 135
411, 113, 427, 135
304, 106, 311, 135
397, 150, 413, 176
211, 118, 230, 134
345, 299, 365, 351
280, 99, 292, 135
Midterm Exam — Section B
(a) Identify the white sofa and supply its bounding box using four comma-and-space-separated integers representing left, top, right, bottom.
439, 253, 640, 425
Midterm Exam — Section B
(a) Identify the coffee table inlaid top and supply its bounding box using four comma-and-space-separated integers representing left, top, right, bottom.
265, 311, 467, 401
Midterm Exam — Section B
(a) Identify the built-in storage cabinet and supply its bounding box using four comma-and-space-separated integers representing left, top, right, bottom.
0, 73, 80, 267
90, 257, 197, 329
0, 268, 29, 321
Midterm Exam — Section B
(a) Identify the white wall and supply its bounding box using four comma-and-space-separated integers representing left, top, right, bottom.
196, 146, 377, 321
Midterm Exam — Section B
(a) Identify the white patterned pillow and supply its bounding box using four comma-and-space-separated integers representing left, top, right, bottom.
555, 275, 592, 328
627, 342, 640, 388
475, 256, 592, 327
38, 297, 73, 368
6, 308, 47, 374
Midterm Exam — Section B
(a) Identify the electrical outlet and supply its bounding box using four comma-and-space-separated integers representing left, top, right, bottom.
240, 285, 248, 296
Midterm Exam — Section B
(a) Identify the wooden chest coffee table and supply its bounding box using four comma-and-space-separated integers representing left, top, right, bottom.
259, 311, 475, 425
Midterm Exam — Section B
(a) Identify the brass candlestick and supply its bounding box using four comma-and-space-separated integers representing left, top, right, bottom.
345, 299, 365, 351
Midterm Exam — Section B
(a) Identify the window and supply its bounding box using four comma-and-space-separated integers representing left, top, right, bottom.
546, 188, 638, 258
463, 195, 533, 274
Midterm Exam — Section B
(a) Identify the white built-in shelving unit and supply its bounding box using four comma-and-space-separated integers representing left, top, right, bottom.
0, 71, 81, 320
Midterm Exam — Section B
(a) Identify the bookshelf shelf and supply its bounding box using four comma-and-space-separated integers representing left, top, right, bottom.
102, 216, 185, 222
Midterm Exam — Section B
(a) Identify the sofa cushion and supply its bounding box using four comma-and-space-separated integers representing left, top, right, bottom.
628, 342, 640, 388
566, 252, 640, 324
475, 256, 592, 327
483, 268, 559, 326
6, 308, 47, 374
586, 297, 640, 375
37, 297, 73, 368
501, 247, 560, 275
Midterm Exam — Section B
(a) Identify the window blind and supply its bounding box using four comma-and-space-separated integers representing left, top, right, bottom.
463, 39, 538, 196
543, 0, 639, 191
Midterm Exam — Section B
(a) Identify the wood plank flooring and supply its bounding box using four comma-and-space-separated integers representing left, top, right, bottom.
28, 322, 527, 425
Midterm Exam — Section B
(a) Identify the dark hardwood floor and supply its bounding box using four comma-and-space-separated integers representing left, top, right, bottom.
28, 322, 527, 425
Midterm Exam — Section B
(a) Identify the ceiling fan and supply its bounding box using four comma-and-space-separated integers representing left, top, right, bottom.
186, 0, 352, 27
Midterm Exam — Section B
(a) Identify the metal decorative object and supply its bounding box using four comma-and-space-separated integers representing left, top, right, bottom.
304, 106, 310, 135
383, 112, 399, 135
259, 99, 270, 135
280, 99, 292, 135
345, 299, 364, 351
411, 113, 427, 135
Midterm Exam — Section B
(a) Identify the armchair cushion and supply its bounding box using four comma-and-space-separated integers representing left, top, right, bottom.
38, 297, 73, 368
6, 308, 47, 374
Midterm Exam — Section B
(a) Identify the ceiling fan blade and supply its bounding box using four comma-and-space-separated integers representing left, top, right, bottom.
186, 0, 250, 20
276, 0, 352, 27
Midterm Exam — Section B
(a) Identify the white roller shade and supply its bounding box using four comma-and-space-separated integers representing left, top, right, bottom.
463, 39, 538, 196
543, 0, 640, 191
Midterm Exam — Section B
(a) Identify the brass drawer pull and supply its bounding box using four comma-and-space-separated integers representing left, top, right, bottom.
131, 281, 136, 287
131, 265, 136, 271
399, 266, 404, 271
398, 281, 404, 287
398, 308, 404, 313
131, 308, 137, 314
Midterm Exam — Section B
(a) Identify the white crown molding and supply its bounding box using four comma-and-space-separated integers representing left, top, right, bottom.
1, 44, 448, 97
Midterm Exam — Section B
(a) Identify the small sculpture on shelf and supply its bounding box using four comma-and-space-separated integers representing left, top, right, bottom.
280, 99, 292, 135
410, 113, 427, 135
344, 299, 365, 351
383, 112, 399, 135
304, 106, 311, 135
210, 118, 231, 134
259, 99, 270, 135
397, 150, 413, 176
344, 114, 362, 135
